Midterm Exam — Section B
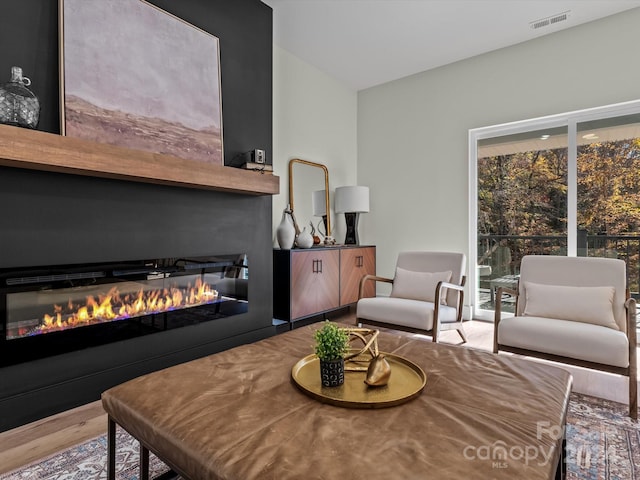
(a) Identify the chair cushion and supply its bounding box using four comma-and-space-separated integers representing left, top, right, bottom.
498, 315, 629, 368
517, 255, 627, 332
390, 267, 451, 303
357, 296, 457, 331
523, 281, 618, 330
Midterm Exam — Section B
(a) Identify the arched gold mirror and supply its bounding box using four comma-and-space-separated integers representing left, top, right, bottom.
288, 158, 331, 239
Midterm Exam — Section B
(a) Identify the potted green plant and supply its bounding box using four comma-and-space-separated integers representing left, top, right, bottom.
314, 321, 350, 387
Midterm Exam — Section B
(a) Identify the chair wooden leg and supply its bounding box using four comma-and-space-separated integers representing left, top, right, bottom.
457, 324, 467, 344
630, 368, 637, 420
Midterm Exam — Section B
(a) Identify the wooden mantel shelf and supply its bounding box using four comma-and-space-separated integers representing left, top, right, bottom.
0, 124, 280, 195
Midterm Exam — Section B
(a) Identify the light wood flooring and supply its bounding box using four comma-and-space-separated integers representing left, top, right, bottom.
0, 312, 631, 474
0, 400, 107, 474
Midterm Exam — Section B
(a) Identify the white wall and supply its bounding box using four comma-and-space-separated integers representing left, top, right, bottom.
272, 46, 358, 246
357, 8, 640, 304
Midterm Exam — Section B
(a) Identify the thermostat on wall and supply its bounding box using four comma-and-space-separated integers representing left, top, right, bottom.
252, 149, 265, 164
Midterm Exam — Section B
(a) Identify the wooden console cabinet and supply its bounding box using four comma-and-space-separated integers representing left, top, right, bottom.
273, 245, 376, 323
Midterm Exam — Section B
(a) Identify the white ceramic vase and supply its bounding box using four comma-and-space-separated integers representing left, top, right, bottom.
296, 227, 314, 249
276, 206, 296, 249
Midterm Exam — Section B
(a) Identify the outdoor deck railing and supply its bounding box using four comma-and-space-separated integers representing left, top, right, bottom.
478, 234, 640, 298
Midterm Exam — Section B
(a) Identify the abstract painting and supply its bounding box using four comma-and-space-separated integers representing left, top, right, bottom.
60, 0, 223, 165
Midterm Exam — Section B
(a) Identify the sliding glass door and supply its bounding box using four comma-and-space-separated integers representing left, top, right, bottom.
470, 101, 640, 320
476, 127, 568, 314
577, 114, 640, 293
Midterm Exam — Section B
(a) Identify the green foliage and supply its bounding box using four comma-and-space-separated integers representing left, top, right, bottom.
478, 136, 640, 292
314, 321, 349, 361
576, 139, 640, 235
478, 149, 568, 237
478, 137, 640, 238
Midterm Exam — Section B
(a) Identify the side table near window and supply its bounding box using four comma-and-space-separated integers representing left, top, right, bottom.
489, 274, 520, 305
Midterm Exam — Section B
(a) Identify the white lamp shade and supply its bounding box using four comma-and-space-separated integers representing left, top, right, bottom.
312, 190, 327, 216
335, 186, 370, 213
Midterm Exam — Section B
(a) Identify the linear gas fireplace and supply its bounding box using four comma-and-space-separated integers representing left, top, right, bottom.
0, 254, 249, 366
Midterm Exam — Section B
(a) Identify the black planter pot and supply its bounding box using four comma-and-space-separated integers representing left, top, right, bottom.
319, 358, 345, 387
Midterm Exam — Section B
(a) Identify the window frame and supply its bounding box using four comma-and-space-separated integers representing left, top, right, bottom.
469, 99, 640, 321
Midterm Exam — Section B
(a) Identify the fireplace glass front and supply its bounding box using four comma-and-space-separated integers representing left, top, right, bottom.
0, 255, 248, 366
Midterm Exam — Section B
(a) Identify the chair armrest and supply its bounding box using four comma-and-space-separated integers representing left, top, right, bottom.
434, 281, 464, 312
432, 277, 467, 342
438, 281, 464, 292
358, 274, 393, 300
435, 276, 467, 302
625, 297, 637, 341
493, 286, 519, 353
626, 297, 637, 359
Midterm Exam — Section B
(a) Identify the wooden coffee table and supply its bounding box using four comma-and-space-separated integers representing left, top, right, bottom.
102, 324, 571, 479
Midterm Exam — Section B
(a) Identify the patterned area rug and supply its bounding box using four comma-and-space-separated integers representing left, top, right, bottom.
566, 393, 640, 479
1, 392, 639, 480
0, 426, 174, 480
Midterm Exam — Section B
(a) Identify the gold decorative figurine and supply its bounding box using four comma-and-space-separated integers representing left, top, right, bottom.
292, 326, 426, 407
343, 328, 391, 387
364, 354, 391, 386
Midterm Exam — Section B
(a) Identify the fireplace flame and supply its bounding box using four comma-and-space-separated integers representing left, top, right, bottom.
37, 277, 218, 336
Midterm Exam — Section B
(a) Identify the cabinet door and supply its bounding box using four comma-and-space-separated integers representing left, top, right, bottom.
291, 250, 340, 319
340, 247, 376, 305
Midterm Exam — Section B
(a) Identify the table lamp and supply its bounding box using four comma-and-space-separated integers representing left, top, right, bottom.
335, 186, 369, 245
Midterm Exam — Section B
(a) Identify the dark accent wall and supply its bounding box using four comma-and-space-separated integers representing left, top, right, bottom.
0, 0, 274, 432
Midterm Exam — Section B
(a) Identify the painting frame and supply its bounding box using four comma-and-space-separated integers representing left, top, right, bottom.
59, 0, 224, 166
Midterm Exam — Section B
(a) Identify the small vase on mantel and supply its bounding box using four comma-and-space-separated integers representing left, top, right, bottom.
276, 205, 296, 249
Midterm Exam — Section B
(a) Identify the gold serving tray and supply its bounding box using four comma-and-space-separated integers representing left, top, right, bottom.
291, 352, 426, 408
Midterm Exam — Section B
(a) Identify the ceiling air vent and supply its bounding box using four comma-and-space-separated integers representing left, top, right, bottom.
530, 11, 570, 30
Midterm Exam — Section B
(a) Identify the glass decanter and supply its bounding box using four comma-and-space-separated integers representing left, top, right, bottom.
0, 66, 40, 129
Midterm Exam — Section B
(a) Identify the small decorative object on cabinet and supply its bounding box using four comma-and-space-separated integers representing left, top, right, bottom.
276, 205, 296, 250
295, 227, 314, 249
0, 66, 40, 129
273, 245, 376, 324
314, 321, 349, 387
310, 221, 321, 245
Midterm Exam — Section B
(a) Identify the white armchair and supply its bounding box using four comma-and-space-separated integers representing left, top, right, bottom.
494, 255, 637, 418
356, 251, 466, 343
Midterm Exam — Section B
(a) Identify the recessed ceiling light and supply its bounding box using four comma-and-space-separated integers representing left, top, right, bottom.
582, 133, 599, 140
540, 135, 550, 140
